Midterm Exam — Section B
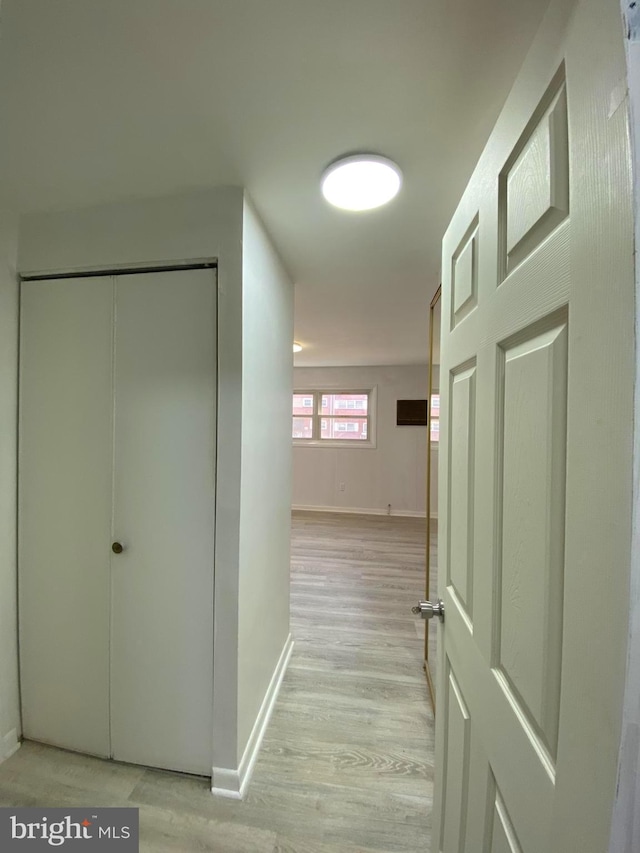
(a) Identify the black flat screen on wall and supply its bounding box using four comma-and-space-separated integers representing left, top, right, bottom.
397, 399, 428, 426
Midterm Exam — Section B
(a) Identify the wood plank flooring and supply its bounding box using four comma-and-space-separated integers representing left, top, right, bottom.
0, 511, 433, 852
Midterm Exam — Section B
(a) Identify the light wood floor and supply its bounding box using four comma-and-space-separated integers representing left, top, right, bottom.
0, 511, 433, 852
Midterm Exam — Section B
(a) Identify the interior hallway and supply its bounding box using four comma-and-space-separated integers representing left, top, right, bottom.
0, 511, 432, 852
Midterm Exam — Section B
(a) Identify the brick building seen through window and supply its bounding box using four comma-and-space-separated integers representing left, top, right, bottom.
293, 392, 369, 441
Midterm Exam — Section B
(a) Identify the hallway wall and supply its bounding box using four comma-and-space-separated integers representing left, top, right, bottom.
237, 198, 293, 765
0, 209, 20, 762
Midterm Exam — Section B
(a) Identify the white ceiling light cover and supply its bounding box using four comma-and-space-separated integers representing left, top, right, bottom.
321, 154, 402, 211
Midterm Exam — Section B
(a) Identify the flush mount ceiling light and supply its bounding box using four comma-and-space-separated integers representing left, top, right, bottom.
293, 342, 303, 353
321, 154, 402, 211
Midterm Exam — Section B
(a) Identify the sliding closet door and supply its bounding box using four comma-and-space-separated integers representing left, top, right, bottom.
110, 269, 216, 775
19, 277, 113, 757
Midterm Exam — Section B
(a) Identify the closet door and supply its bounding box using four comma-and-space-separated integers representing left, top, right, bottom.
19, 276, 113, 757
110, 269, 216, 775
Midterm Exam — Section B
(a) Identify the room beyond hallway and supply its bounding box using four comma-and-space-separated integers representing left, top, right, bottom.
0, 511, 433, 852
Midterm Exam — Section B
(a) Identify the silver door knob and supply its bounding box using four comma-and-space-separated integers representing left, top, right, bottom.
412, 599, 445, 622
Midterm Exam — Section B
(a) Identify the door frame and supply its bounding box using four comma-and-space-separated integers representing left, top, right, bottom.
424, 284, 441, 712
609, 3, 640, 849
19, 258, 217, 282
16, 258, 219, 766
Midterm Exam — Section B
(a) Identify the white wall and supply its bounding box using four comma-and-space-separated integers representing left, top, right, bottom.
237, 198, 293, 765
17, 188, 288, 785
292, 365, 430, 516
610, 4, 640, 850
0, 209, 20, 761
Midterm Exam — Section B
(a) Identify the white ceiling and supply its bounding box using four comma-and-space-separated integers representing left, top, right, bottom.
0, 0, 550, 366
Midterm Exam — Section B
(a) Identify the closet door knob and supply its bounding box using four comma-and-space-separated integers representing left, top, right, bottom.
112, 542, 124, 554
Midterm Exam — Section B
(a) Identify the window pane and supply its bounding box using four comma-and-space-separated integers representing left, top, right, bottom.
292, 417, 313, 439
429, 394, 440, 443
320, 393, 368, 415
321, 417, 368, 440
293, 394, 314, 416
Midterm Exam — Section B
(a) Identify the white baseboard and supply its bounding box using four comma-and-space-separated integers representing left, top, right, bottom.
1, 729, 20, 763
292, 504, 427, 519
210, 766, 240, 798
211, 633, 294, 800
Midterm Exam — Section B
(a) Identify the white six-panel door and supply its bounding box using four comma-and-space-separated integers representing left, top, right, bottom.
433, 0, 634, 851
19, 268, 216, 775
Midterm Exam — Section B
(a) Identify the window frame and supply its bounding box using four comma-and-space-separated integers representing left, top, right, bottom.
429, 392, 440, 445
293, 387, 377, 448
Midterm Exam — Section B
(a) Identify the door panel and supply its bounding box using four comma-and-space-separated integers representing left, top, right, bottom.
433, 1, 634, 851
451, 219, 479, 327
19, 277, 113, 757
490, 792, 522, 853
497, 320, 567, 758
441, 665, 471, 853
502, 81, 569, 275
110, 269, 216, 775
448, 364, 476, 624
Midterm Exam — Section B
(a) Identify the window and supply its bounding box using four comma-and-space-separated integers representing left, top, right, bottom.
292, 390, 375, 446
430, 394, 440, 443
292, 393, 314, 439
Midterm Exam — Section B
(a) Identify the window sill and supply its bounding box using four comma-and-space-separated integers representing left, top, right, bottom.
293, 439, 377, 450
